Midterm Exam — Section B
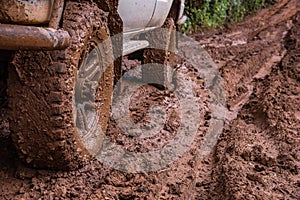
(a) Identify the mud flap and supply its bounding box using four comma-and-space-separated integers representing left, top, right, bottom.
142, 18, 176, 90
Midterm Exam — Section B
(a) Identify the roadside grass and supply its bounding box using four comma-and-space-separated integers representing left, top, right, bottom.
181, 0, 277, 33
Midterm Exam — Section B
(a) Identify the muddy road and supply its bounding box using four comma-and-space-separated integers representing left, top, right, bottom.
0, 0, 299, 199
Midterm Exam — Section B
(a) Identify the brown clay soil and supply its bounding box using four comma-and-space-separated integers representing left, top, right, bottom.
0, 0, 299, 199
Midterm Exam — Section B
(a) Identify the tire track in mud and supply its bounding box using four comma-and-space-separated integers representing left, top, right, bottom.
193, 1, 299, 199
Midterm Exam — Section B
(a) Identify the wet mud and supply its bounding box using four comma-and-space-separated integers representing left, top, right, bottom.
0, 0, 299, 199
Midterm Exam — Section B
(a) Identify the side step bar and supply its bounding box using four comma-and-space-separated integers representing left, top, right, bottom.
0, 24, 70, 50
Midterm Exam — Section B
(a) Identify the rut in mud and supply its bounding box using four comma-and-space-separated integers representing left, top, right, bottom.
0, 0, 299, 199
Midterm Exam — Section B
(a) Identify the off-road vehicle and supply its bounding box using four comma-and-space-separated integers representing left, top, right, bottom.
0, 0, 185, 169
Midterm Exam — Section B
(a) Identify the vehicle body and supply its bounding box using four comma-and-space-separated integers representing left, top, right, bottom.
0, 0, 185, 169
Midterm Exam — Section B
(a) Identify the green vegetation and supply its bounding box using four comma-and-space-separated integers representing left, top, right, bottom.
181, 0, 275, 33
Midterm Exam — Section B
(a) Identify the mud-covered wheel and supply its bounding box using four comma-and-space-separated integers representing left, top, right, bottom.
142, 18, 177, 89
8, 2, 114, 170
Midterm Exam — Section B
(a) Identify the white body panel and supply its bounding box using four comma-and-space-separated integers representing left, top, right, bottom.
147, 0, 173, 27
118, 0, 157, 32
118, 0, 173, 33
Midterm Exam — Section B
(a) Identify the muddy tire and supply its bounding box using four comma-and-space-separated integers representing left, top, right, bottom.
8, 2, 114, 170
142, 18, 176, 89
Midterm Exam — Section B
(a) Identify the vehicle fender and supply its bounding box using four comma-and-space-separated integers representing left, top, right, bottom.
118, 0, 156, 32
147, 0, 174, 27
